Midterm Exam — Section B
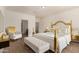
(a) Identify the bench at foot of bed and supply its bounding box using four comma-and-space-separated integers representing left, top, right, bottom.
24, 37, 50, 53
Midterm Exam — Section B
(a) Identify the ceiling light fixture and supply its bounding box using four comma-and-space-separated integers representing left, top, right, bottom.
41, 6, 46, 8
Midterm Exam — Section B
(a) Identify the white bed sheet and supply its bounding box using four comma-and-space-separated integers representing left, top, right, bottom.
33, 32, 71, 52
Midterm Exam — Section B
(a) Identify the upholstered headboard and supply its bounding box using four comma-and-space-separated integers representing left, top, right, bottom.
51, 20, 72, 36
6, 26, 16, 34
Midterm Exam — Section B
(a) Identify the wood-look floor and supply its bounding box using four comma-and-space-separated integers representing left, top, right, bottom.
3, 39, 79, 53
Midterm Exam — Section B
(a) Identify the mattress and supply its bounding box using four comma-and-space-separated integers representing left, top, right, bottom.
33, 32, 54, 51
33, 32, 71, 52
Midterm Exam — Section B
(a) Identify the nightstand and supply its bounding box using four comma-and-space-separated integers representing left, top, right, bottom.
0, 34, 9, 49
72, 35, 79, 42
72, 28, 79, 42
0, 39, 9, 49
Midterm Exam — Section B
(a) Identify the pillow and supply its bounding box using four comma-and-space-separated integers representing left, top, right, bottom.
49, 28, 55, 32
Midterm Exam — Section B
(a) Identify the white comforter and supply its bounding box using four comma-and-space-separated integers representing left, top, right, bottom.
33, 32, 71, 52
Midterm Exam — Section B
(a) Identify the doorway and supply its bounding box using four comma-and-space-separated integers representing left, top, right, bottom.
21, 20, 28, 37
35, 22, 39, 33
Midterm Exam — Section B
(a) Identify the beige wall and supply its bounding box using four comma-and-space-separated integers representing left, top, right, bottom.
0, 7, 5, 32
4, 10, 36, 36
1, 7, 79, 35
39, 8, 79, 32
0, 8, 36, 36
0, 11, 4, 32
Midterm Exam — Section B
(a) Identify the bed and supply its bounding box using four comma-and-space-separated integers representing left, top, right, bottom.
33, 20, 72, 53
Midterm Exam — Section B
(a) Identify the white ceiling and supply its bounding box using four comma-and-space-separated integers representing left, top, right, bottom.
5, 6, 78, 18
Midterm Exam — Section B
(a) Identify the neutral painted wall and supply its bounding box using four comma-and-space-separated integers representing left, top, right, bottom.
4, 10, 36, 36
0, 11, 4, 32
0, 7, 5, 32
39, 8, 79, 32
0, 8, 36, 36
